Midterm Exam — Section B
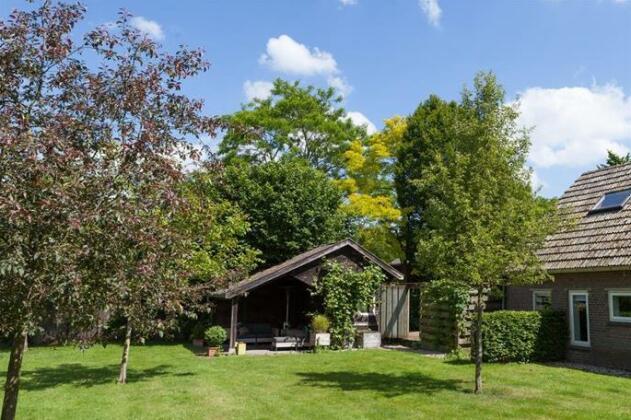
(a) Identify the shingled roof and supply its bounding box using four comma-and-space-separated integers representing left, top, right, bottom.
213, 239, 404, 299
540, 162, 631, 272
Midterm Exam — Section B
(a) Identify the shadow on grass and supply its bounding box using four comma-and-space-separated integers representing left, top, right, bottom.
296, 371, 466, 397
19, 363, 196, 390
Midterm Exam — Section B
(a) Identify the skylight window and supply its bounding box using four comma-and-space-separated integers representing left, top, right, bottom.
590, 189, 631, 214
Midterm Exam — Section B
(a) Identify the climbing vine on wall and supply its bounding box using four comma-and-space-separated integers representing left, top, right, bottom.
313, 261, 385, 348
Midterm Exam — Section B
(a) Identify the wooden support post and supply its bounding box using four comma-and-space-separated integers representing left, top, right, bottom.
285, 287, 290, 328
229, 297, 239, 353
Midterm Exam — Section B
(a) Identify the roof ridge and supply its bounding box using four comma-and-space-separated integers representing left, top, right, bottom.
213, 238, 403, 298
577, 162, 631, 178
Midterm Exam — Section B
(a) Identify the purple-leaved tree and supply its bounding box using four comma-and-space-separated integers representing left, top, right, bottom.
0, 2, 219, 418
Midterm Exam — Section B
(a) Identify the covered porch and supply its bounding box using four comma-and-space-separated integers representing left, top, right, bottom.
214, 276, 318, 351
211, 239, 405, 353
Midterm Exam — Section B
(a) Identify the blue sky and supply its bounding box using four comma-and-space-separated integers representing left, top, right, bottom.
2, 0, 631, 197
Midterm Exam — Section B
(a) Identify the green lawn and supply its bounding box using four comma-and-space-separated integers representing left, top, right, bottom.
1, 344, 629, 419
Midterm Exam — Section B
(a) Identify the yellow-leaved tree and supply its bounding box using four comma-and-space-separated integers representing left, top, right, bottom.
337, 117, 407, 262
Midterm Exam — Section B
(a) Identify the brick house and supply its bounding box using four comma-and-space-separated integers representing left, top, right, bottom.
506, 163, 631, 370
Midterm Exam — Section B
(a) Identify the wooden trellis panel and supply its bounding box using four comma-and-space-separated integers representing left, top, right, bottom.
378, 284, 410, 339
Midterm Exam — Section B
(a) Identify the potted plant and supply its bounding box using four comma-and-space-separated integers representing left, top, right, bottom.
309, 314, 331, 347
190, 323, 206, 347
204, 326, 227, 357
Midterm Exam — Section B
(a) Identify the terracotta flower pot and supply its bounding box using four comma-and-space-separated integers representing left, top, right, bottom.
207, 346, 220, 358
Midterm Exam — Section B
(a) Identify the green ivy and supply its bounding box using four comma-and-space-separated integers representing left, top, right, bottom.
313, 261, 385, 349
481, 310, 567, 363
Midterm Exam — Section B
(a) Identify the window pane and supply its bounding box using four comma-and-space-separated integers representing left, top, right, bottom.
592, 189, 631, 212
613, 295, 631, 318
534, 292, 551, 311
572, 294, 589, 343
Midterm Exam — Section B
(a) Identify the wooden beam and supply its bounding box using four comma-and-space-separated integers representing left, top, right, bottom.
229, 297, 239, 353
284, 287, 290, 327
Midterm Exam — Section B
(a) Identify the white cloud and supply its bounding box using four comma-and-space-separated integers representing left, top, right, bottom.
259, 35, 338, 76
243, 80, 274, 102
346, 111, 377, 135
257, 35, 354, 98
515, 84, 631, 168
340, 0, 358, 5
327, 76, 353, 98
419, 0, 442, 27
130, 16, 164, 40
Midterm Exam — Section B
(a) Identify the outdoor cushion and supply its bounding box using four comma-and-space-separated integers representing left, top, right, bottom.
238, 323, 274, 344
247, 323, 273, 335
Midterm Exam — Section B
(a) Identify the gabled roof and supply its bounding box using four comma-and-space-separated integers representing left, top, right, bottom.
213, 239, 404, 299
540, 162, 631, 272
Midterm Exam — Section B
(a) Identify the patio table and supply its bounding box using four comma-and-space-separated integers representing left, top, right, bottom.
272, 336, 304, 351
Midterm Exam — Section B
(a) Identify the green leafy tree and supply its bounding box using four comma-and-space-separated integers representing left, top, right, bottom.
176, 162, 260, 284
598, 150, 631, 169
313, 262, 385, 348
395, 96, 463, 278
354, 224, 403, 264
404, 73, 558, 393
220, 79, 364, 176
221, 160, 349, 266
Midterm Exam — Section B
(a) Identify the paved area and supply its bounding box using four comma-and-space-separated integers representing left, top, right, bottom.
548, 362, 631, 378
381, 344, 446, 358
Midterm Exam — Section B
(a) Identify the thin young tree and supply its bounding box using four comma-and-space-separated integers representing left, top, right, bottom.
0, 2, 218, 416
403, 73, 558, 393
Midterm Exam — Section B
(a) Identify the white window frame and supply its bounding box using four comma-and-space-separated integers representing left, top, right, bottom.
569, 290, 590, 347
608, 290, 631, 323
532, 289, 552, 311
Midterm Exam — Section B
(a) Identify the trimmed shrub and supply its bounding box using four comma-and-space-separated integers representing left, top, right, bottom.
482, 310, 567, 363
204, 326, 227, 348
311, 314, 330, 333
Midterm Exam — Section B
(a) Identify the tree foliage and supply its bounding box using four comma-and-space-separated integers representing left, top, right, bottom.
395, 96, 463, 278
221, 160, 349, 266
313, 262, 385, 348
337, 116, 405, 222
336, 116, 407, 262
598, 150, 631, 169
220, 79, 364, 176
400, 72, 559, 393
176, 162, 260, 285
0, 2, 221, 413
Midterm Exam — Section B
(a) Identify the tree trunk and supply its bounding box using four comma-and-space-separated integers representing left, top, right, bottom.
117, 323, 132, 384
2, 331, 28, 420
474, 286, 484, 394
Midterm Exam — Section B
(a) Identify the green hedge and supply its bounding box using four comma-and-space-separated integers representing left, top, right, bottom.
482, 310, 567, 363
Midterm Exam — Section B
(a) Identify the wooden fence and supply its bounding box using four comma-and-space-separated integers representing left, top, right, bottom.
419, 288, 486, 352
